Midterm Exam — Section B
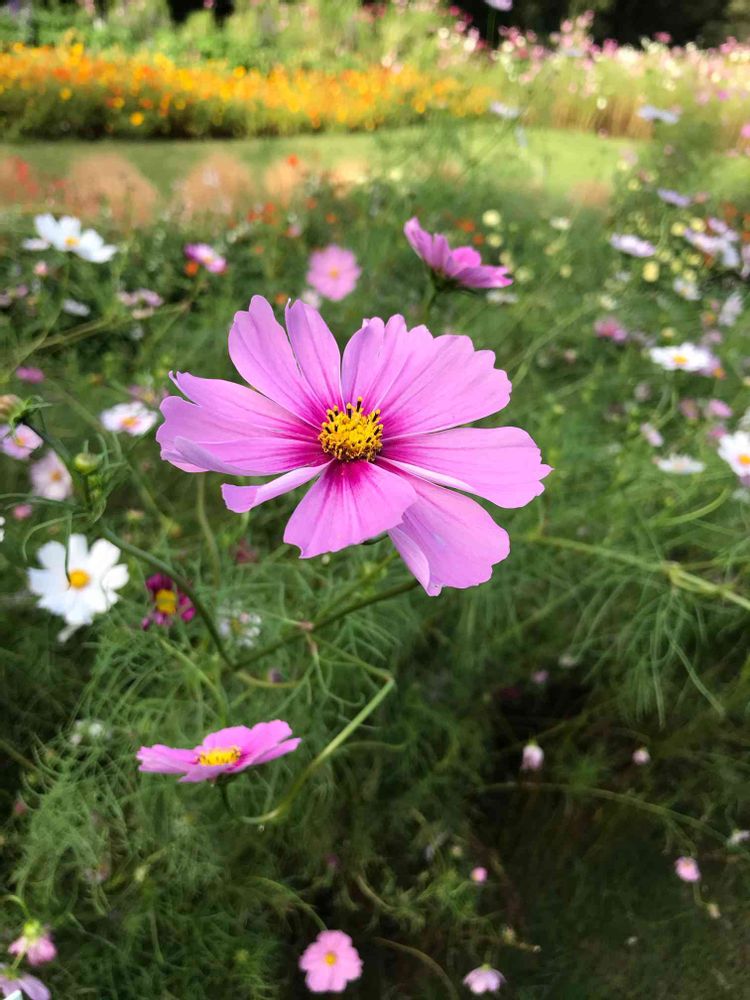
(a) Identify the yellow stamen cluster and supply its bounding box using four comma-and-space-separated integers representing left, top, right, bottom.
319, 398, 383, 462
64, 235, 80, 247
68, 569, 90, 589
738, 454, 750, 466
324, 952, 338, 966
154, 588, 178, 615
199, 747, 241, 767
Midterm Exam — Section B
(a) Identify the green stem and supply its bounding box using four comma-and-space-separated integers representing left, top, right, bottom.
100, 525, 233, 669
196, 475, 221, 588
0, 737, 38, 773
239, 662, 395, 825
374, 938, 459, 1000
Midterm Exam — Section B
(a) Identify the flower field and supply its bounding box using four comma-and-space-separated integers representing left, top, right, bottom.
1, 5, 750, 1000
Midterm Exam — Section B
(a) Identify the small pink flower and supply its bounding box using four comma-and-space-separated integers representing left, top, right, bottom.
741, 123, 750, 140
30, 451, 72, 500
610, 233, 655, 257
15, 366, 45, 383
299, 930, 363, 993
13, 503, 33, 520
0, 965, 50, 1000
531, 669, 549, 685
594, 316, 628, 343
306, 245, 361, 301
404, 217, 512, 290
137, 721, 300, 783
674, 856, 701, 882
470, 866, 488, 883
1, 423, 42, 460
184, 243, 227, 274
705, 399, 732, 419
521, 742, 544, 771
141, 573, 195, 629
632, 747, 651, 765
640, 423, 663, 447
463, 965, 506, 994
679, 398, 700, 421
9, 923, 56, 967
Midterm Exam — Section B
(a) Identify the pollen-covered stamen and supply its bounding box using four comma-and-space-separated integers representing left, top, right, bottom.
198, 747, 241, 767
319, 397, 383, 462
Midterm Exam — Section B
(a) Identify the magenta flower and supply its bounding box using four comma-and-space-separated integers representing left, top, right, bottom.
463, 965, 506, 994
141, 573, 195, 629
306, 246, 361, 301
0, 966, 50, 1000
156, 296, 551, 596
137, 721, 300, 783
15, 367, 45, 384
594, 316, 628, 343
404, 217, 512, 290
299, 930, 362, 993
9, 923, 56, 967
184, 243, 227, 274
674, 856, 701, 883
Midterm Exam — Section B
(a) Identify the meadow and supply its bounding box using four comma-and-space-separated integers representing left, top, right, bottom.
1, 5, 749, 1000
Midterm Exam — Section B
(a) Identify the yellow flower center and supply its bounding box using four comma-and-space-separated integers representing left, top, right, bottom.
68, 569, 90, 589
121, 415, 140, 429
328, 267, 341, 279
319, 398, 383, 462
324, 952, 338, 966
198, 747, 241, 767
64, 235, 80, 248
672, 354, 688, 365
154, 588, 178, 615
738, 454, 750, 466
50, 470, 63, 482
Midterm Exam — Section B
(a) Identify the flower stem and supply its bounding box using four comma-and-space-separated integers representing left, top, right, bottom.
196, 475, 221, 588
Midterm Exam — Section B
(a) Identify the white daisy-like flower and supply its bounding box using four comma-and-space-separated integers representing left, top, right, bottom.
718, 291, 742, 327
489, 101, 520, 120
62, 298, 91, 317
549, 216, 571, 231
28, 534, 129, 639
100, 401, 158, 436
632, 747, 651, 765
1, 423, 43, 460
648, 342, 715, 373
30, 451, 73, 500
637, 104, 679, 125
673, 277, 700, 301
655, 454, 705, 474
463, 965, 506, 994
218, 606, 262, 648
717, 431, 750, 478
610, 233, 655, 257
24, 214, 117, 263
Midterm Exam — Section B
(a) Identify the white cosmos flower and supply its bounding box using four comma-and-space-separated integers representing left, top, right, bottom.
717, 431, 750, 478
655, 454, 705, 474
25, 214, 117, 263
718, 291, 742, 327
62, 298, 91, 317
30, 451, 73, 500
28, 534, 128, 639
217, 606, 262, 648
673, 277, 700, 301
463, 965, 506, 994
0, 423, 43, 460
100, 401, 158, 436
610, 233, 655, 257
649, 342, 715, 373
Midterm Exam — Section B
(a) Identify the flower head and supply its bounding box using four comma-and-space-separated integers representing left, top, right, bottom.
30, 451, 72, 500
156, 296, 550, 596
184, 243, 227, 274
405, 218, 512, 289
657, 188, 691, 207
649, 343, 716, 373
100, 401, 158, 436
674, 856, 701, 882
520, 742, 544, 771
25, 214, 117, 263
0, 965, 50, 1000
463, 965, 506, 994
299, 930, 362, 993
718, 431, 750, 479
1, 424, 42, 460
9, 922, 56, 967
610, 234, 655, 257
640, 423, 663, 447
218, 605, 262, 647
632, 747, 651, 765
137, 721, 300, 784
594, 316, 628, 343
656, 454, 705, 475
15, 367, 44, 384
637, 105, 679, 125
470, 866, 488, 883
306, 246, 361, 301
141, 573, 195, 629
28, 534, 128, 637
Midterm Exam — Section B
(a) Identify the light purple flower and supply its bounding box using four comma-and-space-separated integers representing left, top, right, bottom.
632, 747, 651, 765
1, 424, 42, 460
656, 188, 691, 207
640, 423, 663, 447
30, 450, 72, 500
184, 243, 227, 274
470, 866, 488, 883
306, 246, 361, 302
610, 234, 655, 258
404, 218, 512, 290
463, 965, 506, 994
637, 105, 679, 125
705, 399, 732, 420
15, 367, 44, 383
594, 316, 628, 343
0, 965, 50, 1000
674, 856, 701, 882
8, 923, 56, 967
485, 0, 512, 9
520, 742, 543, 771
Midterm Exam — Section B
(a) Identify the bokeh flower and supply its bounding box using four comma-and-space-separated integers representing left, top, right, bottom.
609, 234, 655, 257
404, 217, 512, 289
15, 366, 44, 383
1, 423, 42, 460
184, 243, 227, 274
9, 922, 56, 966
463, 965, 506, 993
674, 856, 701, 882
100, 401, 158, 436
218, 605, 262, 647
299, 930, 363, 993
632, 747, 651, 765
306, 246, 361, 301
157, 296, 550, 596
649, 343, 716, 373
655, 455, 705, 475
137, 721, 300, 783
520, 742, 544, 771
718, 431, 750, 478
0, 965, 50, 1000
141, 573, 195, 629
30, 451, 72, 500
24, 214, 117, 263
470, 866, 488, 883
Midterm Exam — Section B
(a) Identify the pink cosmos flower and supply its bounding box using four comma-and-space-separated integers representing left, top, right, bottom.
156, 296, 551, 596
30, 451, 73, 501
1, 424, 42, 460
299, 930, 363, 993
9, 923, 56, 966
520, 742, 544, 771
609, 234, 655, 257
15, 367, 45, 383
674, 856, 701, 882
141, 573, 195, 629
404, 218, 512, 290
594, 316, 628, 343
184, 243, 227, 274
705, 399, 732, 420
306, 246, 361, 301
0, 966, 50, 1000
137, 721, 300, 783
463, 965, 506, 993
13, 503, 33, 520
470, 866, 488, 883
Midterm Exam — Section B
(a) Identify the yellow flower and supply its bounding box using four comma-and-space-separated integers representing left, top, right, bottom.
130, 112, 144, 126
689, 217, 705, 232
482, 210, 501, 227
661, 327, 676, 340
560, 264, 572, 278
670, 222, 686, 236
642, 261, 660, 282
487, 234, 503, 248
59, 87, 72, 101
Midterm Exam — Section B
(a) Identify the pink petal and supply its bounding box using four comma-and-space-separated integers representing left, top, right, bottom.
383, 427, 551, 507
221, 463, 330, 513
285, 300, 343, 411
228, 296, 320, 424
453, 265, 513, 289
170, 430, 321, 477
387, 474, 510, 595
447, 245, 482, 270
284, 460, 418, 558
137, 745, 196, 774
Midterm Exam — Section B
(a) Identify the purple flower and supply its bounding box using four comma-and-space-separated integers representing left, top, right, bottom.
15, 367, 45, 384
1, 424, 42, 460
594, 316, 628, 343
609, 234, 655, 258
0, 965, 50, 1000
306, 246, 361, 302
657, 188, 691, 208
9, 923, 56, 967
463, 965, 506, 993
184, 243, 227, 274
404, 217, 512, 290
141, 573, 195, 629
